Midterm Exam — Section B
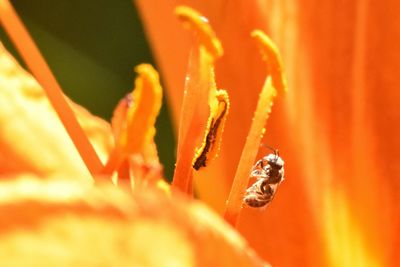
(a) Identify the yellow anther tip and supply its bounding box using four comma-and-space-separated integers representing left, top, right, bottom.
175, 6, 223, 59
251, 30, 279, 56
251, 29, 288, 93
134, 63, 160, 82
216, 90, 230, 110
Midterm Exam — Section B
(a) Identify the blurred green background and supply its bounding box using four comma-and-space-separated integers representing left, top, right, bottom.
0, 0, 176, 180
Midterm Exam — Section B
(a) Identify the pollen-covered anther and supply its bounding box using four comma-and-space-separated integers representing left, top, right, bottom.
102, 64, 163, 180
115, 63, 162, 157
175, 6, 223, 60
193, 90, 230, 170
251, 30, 287, 93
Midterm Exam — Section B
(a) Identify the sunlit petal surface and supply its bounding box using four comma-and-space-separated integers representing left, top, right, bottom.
0, 176, 269, 267
0, 43, 112, 179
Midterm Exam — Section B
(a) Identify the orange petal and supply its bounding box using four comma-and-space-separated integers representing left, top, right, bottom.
238, 2, 400, 266
0, 175, 270, 267
0, 43, 113, 180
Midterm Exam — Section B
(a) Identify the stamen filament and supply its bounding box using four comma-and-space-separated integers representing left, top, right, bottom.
0, 0, 103, 178
224, 30, 286, 226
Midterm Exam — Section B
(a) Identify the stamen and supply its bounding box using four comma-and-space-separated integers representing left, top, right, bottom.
103, 64, 162, 176
172, 6, 229, 194
124, 64, 162, 155
0, 0, 103, 178
224, 30, 286, 226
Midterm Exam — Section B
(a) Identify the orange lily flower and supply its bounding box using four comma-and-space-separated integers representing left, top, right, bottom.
0, 1, 271, 266
136, 1, 399, 266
